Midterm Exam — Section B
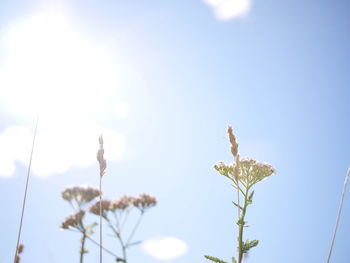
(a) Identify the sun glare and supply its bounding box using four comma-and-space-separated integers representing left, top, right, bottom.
0, 11, 118, 122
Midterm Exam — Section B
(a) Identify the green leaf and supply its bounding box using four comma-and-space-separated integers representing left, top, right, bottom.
204, 255, 228, 263
116, 257, 126, 262
247, 191, 255, 205
232, 257, 237, 263
242, 239, 259, 254
84, 222, 98, 232
232, 201, 243, 210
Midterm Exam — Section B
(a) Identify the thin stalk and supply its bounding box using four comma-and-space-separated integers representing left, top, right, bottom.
237, 186, 249, 263
13, 117, 39, 263
67, 228, 118, 258
121, 210, 131, 229
99, 177, 103, 263
106, 217, 127, 262
126, 211, 144, 246
235, 179, 241, 262
326, 167, 350, 263
86, 236, 118, 258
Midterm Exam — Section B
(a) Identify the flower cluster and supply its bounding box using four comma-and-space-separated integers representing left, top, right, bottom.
61, 185, 100, 207
89, 194, 157, 216
239, 158, 275, 184
214, 158, 275, 185
132, 193, 157, 211
61, 210, 85, 229
214, 161, 234, 177
111, 196, 135, 210
89, 200, 113, 216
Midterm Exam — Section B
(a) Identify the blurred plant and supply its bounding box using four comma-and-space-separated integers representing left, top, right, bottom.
60, 135, 157, 262
326, 167, 350, 263
14, 244, 24, 263
89, 193, 157, 263
14, 118, 38, 263
205, 126, 275, 263
60, 185, 100, 263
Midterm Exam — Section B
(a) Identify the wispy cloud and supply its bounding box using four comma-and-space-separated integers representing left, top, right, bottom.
0, 125, 126, 177
203, 0, 252, 20
142, 237, 188, 260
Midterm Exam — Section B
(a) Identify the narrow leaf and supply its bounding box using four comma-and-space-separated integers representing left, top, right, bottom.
204, 255, 228, 263
232, 201, 243, 210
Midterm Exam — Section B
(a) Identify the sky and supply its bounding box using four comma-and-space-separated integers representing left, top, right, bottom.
0, 0, 350, 262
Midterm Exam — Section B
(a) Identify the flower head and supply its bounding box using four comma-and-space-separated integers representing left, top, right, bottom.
133, 193, 157, 212
89, 200, 112, 216
239, 158, 275, 184
111, 196, 135, 211
61, 210, 85, 230
61, 185, 100, 207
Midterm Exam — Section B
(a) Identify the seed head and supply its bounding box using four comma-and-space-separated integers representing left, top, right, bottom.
227, 125, 238, 157
97, 135, 107, 177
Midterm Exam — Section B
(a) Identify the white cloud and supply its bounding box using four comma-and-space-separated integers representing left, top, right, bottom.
0, 125, 126, 177
142, 237, 188, 260
204, 0, 252, 20
0, 11, 128, 177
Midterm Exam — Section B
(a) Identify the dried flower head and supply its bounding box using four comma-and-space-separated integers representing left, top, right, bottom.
97, 135, 107, 177
89, 200, 112, 216
17, 244, 24, 254
15, 243, 24, 263
227, 125, 238, 157
61, 210, 85, 230
111, 196, 135, 211
61, 185, 100, 207
133, 193, 157, 211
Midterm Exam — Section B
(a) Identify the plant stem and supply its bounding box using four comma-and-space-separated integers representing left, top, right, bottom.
80, 230, 87, 263
326, 167, 350, 263
14, 117, 38, 263
126, 211, 144, 246
99, 177, 103, 263
86, 236, 118, 258
237, 186, 249, 263
106, 217, 128, 263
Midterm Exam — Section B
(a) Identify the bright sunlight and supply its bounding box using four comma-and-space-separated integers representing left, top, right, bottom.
0, 11, 119, 122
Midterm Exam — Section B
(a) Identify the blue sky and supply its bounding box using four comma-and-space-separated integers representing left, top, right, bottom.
0, 0, 349, 262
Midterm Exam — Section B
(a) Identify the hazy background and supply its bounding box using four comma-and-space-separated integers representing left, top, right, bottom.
0, 0, 349, 262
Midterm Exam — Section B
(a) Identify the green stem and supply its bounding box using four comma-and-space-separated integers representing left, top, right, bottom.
237, 186, 249, 263
80, 230, 87, 263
